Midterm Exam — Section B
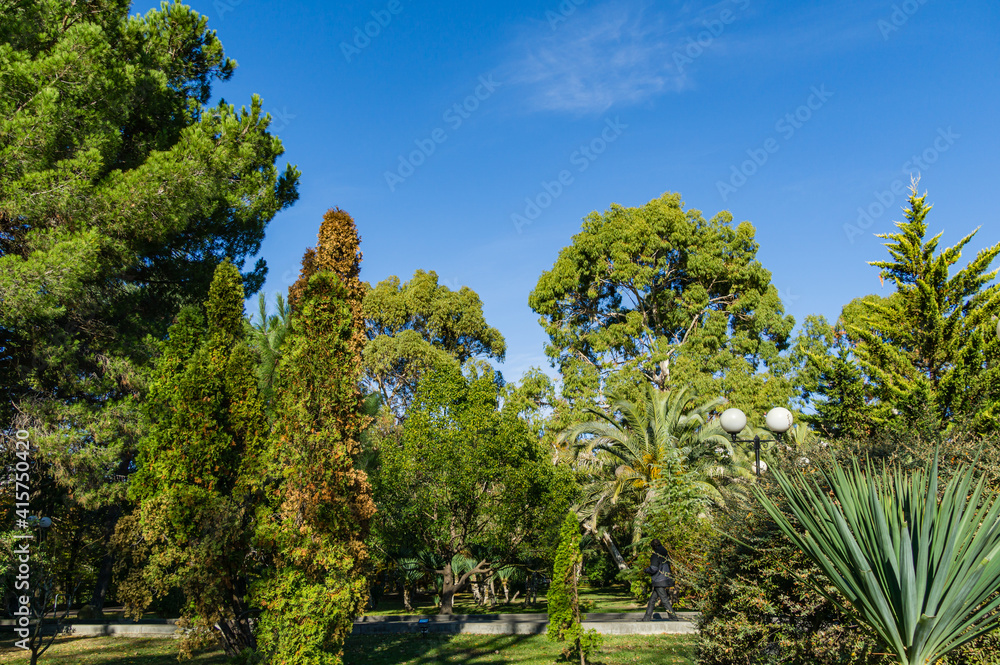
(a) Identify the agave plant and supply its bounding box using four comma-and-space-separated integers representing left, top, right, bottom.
756, 451, 1000, 665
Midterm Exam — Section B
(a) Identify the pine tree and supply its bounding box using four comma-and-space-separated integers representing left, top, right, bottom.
847, 184, 1000, 433
129, 260, 266, 657
1, 0, 298, 611
548, 513, 602, 664
253, 267, 374, 665
246, 291, 291, 419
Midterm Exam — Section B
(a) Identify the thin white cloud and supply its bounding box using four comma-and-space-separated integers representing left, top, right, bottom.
503, 1, 701, 114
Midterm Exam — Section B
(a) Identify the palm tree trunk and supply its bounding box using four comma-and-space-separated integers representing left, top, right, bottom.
582, 523, 628, 570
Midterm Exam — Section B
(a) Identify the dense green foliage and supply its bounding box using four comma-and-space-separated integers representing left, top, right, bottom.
373, 362, 574, 614
548, 512, 602, 664
759, 450, 1000, 665
128, 261, 265, 656
697, 471, 886, 665
363, 269, 506, 415
529, 192, 795, 415
0, 0, 297, 619
699, 434, 1000, 665
0, 0, 298, 503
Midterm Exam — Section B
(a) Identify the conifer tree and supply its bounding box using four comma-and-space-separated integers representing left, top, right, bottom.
848, 185, 1000, 432
548, 513, 602, 664
129, 260, 266, 657
254, 267, 374, 664
1, 0, 298, 610
288, 207, 367, 357
246, 291, 291, 419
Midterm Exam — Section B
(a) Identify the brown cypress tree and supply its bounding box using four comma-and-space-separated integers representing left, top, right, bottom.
254, 225, 374, 663
288, 208, 367, 357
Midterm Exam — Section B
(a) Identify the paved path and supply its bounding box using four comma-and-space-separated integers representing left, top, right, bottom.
353, 612, 699, 635
3, 612, 699, 638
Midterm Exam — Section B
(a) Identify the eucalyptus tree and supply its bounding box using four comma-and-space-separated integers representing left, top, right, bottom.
362, 270, 506, 417
529, 192, 795, 413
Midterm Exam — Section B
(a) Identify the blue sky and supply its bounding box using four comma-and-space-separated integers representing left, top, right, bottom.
140, 0, 999, 381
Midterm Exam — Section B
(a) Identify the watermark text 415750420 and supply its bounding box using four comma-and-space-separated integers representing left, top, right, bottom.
10, 428, 35, 651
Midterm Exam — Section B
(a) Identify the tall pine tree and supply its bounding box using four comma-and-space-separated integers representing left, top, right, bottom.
848, 185, 1000, 433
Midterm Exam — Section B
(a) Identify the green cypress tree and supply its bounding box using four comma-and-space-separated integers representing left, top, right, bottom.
253, 269, 374, 665
548, 512, 602, 664
129, 260, 266, 657
848, 185, 1000, 433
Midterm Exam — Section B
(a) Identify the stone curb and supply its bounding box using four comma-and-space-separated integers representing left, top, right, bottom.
2, 613, 700, 638
352, 612, 699, 635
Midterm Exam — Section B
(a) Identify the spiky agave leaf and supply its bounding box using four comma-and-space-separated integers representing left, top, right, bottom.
756, 450, 1000, 665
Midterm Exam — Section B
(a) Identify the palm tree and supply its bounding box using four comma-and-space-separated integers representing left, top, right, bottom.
558, 385, 740, 550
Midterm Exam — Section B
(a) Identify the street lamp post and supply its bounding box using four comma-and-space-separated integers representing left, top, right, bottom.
719, 407, 794, 476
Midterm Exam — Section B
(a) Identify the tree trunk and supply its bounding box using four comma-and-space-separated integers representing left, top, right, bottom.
403, 583, 413, 612
440, 562, 457, 615
90, 505, 123, 611
216, 618, 257, 657
438, 560, 490, 615
582, 523, 628, 571
90, 552, 115, 611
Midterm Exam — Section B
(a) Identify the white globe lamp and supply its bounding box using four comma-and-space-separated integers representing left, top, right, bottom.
720, 408, 748, 435
765, 407, 794, 434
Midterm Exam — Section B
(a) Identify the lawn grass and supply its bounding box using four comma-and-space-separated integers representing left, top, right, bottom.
0, 635, 228, 664
0, 634, 697, 665
344, 634, 697, 665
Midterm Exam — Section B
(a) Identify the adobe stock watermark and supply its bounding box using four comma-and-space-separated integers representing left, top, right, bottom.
546, 0, 586, 30
716, 85, 834, 202
212, 0, 249, 20
843, 127, 958, 244
268, 107, 295, 133
673, 0, 751, 73
341, 0, 406, 63
384, 74, 502, 192
511, 117, 627, 234
877, 0, 930, 40
778, 286, 801, 305
10, 428, 34, 651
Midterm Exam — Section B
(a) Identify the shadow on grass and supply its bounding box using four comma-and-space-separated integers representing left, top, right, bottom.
343, 632, 698, 665
0, 635, 228, 664
367, 585, 647, 618
345, 632, 544, 665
